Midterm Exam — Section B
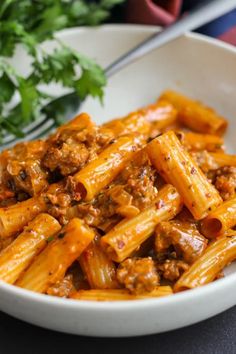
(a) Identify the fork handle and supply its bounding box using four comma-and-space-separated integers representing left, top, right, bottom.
105, 0, 236, 78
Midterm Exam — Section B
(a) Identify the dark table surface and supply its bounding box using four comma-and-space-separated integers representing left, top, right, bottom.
1, 306, 236, 354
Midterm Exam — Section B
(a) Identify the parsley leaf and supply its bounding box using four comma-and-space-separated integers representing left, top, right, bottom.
18, 79, 41, 123
47, 236, 54, 243
0, 72, 15, 107
0, 0, 125, 140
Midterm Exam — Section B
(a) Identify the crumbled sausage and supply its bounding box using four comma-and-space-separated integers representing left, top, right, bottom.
0, 140, 48, 197
76, 151, 160, 229
213, 166, 236, 200
47, 275, 75, 297
117, 257, 160, 294
155, 221, 208, 264
42, 124, 114, 176
157, 259, 189, 282
190, 151, 218, 173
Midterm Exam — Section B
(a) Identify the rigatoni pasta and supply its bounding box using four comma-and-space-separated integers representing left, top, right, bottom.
0, 89, 235, 301
201, 196, 236, 238
100, 184, 182, 262
174, 236, 236, 291
16, 218, 94, 293
103, 100, 177, 137
79, 240, 118, 289
70, 136, 142, 201
176, 131, 224, 152
0, 197, 47, 239
0, 214, 61, 284
146, 131, 222, 219
103, 112, 150, 138
160, 90, 227, 135
71, 286, 173, 301
209, 152, 236, 167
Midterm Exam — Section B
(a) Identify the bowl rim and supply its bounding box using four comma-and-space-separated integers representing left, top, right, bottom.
56, 23, 236, 55
1, 24, 236, 312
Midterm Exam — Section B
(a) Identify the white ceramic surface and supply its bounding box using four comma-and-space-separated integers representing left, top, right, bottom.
0, 25, 236, 337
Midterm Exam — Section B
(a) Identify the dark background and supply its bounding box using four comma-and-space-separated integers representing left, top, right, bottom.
1, 306, 236, 354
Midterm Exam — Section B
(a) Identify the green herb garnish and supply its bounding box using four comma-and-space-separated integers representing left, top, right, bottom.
47, 236, 54, 243
0, 0, 125, 140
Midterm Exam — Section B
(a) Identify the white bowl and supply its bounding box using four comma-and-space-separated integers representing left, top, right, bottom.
1, 25, 236, 337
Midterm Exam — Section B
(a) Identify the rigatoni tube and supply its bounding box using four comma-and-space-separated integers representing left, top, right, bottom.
16, 218, 94, 293
146, 131, 222, 220
70, 136, 142, 201
142, 100, 177, 128
160, 90, 227, 135
174, 236, 236, 292
209, 152, 236, 167
103, 112, 150, 137
201, 196, 236, 238
100, 184, 182, 263
176, 131, 224, 152
0, 197, 47, 239
0, 214, 61, 284
103, 100, 177, 137
79, 240, 118, 289
71, 286, 173, 301
52, 112, 94, 136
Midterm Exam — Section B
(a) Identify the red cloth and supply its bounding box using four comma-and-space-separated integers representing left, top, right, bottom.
126, 0, 182, 26
126, 1, 236, 46
219, 26, 236, 46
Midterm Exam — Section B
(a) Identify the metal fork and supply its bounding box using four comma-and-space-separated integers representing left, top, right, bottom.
2, 0, 235, 149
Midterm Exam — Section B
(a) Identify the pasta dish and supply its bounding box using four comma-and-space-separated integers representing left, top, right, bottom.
0, 90, 235, 301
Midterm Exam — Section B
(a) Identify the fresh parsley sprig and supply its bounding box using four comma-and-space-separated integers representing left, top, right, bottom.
0, 0, 125, 140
